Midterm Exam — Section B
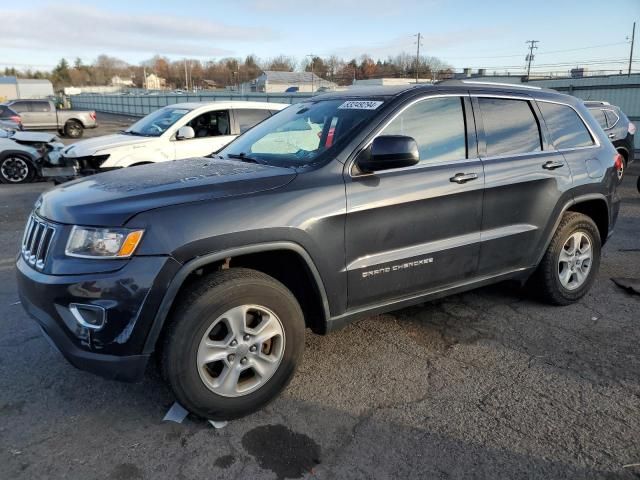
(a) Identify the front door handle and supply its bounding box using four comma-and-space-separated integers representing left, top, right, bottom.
542, 160, 564, 170
449, 172, 478, 184
608, 133, 616, 139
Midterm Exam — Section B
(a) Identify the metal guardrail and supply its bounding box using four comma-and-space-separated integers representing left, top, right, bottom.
69, 92, 315, 117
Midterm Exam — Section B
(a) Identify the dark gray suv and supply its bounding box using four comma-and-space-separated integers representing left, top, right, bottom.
17, 81, 621, 419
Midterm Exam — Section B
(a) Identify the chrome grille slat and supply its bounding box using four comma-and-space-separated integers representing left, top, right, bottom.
21, 214, 56, 271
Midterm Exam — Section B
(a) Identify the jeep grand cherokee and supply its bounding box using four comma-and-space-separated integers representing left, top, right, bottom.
17, 82, 621, 419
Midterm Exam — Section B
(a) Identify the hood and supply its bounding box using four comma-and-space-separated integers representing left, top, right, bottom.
37, 158, 297, 226
62, 134, 156, 157
11, 131, 59, 144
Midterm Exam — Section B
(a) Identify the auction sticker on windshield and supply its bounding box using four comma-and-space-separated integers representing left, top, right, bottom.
338, 100, 384, 110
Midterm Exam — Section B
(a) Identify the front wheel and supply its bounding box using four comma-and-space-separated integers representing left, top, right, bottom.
530, 212, 601, 305
0, 155, 35, 184
161, 268, 305, 420
64, 120, 83, 138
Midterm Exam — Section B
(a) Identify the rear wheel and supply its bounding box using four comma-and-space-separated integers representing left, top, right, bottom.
161, 268, 305, 420
531, 212, 601, 305
0, 155, 35, 184
64, 120, 83, 138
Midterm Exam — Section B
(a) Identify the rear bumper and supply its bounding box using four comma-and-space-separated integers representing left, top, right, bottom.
16, 255, 182, 382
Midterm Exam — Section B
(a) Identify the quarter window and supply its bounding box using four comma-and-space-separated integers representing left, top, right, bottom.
478, 98, 542, 156
382, 97, 467, 163
539, 102, 594, 149
589, 109, 607, 129
9, 102, 30, 113
603, 110, 619, 129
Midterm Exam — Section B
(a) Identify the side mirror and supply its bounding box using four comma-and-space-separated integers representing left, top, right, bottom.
357, 135, 419, 173
176, 126, 195, 140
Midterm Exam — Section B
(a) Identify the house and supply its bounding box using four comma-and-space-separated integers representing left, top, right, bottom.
241, 71, 337, 93
145, 73, 166, 90
111, 75, 134, 87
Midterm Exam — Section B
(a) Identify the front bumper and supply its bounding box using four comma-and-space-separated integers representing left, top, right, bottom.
16, 255, 181, 381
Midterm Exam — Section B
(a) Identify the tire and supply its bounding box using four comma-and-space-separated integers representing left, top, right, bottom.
161, 268, 305, 420
531, 212, 601, 305
64, 120, 83, 138
0, 154, 35, 184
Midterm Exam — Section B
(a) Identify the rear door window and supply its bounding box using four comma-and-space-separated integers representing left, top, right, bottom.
478, 98, 542, 156
235, 109, 271, 134
539, 102, 594, 149
9, 101, 30, 113
382, 96, 467, 163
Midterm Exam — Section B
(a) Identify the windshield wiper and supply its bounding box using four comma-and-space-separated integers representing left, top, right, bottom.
226, 153, 263, 164
121, 130, 144, 136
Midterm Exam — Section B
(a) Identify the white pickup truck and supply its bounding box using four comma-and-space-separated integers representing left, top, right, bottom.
54, 101, 288, 176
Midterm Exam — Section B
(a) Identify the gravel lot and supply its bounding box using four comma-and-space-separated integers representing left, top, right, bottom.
0, 122, 639, 479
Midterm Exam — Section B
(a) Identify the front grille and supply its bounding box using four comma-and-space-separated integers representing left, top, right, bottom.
21, 214, 56, 270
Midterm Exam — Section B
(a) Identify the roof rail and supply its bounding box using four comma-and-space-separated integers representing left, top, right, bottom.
459, 80, 542, 90
583, 100, 611, 106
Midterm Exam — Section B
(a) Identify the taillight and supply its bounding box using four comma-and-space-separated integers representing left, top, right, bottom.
614, 153, 624, 180
9, 115, 21, 124
628, 122, 636, 135
89, 112, 96, 120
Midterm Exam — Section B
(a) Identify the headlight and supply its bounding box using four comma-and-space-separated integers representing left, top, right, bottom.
65, 226, 144, 259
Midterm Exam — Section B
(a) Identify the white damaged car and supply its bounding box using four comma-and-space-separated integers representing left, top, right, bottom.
58, 101, 288, 175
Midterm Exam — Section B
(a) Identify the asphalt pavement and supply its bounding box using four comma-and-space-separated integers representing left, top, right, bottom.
0, 154, 639, 479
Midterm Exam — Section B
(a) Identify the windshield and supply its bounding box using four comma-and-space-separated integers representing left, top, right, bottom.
221, 99, 384, 166
125, 107, 191, 137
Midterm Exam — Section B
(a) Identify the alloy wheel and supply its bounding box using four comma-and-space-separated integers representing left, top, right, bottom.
0, 157, 29, 183
558, 231, 593, 290
196, 304, 285, 397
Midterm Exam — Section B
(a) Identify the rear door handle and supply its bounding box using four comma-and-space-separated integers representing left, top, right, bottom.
449, 172, 478, 183
542, 160, 564, 170
608, 133, 616, 139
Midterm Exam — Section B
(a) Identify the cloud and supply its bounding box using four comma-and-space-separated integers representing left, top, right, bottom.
247, 0, 431, 14
0, 4, 279, 58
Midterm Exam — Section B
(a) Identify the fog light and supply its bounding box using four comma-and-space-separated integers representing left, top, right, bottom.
69, 303, 105, 330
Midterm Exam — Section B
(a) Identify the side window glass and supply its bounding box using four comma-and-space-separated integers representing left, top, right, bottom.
589, 109, 607, 129
478, 98, 541, 156
235, 109, 271, 134
604, 110, 619, 129
10, 102, 29, 113
539, 102, 594, 149
382, 97, 467, 164
188, 110, 230, 138
33, 101, 51, 112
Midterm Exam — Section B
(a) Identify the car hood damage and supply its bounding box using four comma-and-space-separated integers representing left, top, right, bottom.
36, 157, 297, 226
61, 134, 156, 157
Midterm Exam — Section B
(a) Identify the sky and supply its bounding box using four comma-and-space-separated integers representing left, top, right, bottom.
1, 0, 639, 75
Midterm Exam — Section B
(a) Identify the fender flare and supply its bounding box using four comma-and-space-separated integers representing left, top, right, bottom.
142, 241, 331, 353
534, 193, 610, 266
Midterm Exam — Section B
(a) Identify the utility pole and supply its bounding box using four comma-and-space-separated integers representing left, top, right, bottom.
629, 22, 636, 76
184, 59, 188, 90
143, 66, 147, 89
525, 40, 539, 82
306, 54, 315, 92
414, 32, 422, 83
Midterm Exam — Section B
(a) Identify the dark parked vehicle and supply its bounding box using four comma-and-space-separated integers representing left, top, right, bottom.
17, 82, 621, 420
0, 104, 23, 130
2, 99, 97, 138
585, 101, 635, 177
